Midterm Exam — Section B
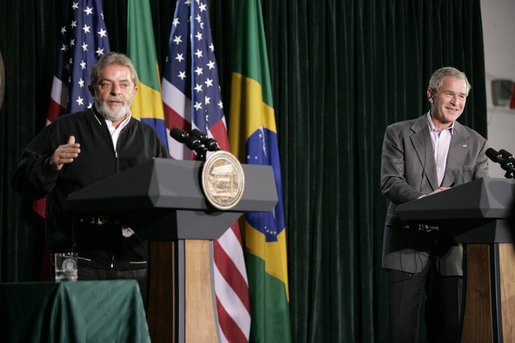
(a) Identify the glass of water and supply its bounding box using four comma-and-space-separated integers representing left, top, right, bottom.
54, 252, 78, 282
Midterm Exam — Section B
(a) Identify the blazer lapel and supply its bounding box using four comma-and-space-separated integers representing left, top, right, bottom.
410, 115, 439, 191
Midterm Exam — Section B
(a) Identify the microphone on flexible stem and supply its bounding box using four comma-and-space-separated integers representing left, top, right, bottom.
499, 149, 515, 178
486, 148, 503, 163
189, 129, 220, 151
185, 135, 204, 152
169, 127, 207, 160
486, 147, 515, 179
170, 127, 189, 143
499, 149, 515, 163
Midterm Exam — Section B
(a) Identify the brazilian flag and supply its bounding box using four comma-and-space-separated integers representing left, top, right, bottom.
127, 0, 168, 148
229, 0, 292, 341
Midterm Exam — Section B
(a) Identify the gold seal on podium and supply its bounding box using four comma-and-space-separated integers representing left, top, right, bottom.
202, 150, 245, 210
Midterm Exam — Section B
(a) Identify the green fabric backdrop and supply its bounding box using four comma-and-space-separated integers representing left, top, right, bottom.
0, 0, 486, 341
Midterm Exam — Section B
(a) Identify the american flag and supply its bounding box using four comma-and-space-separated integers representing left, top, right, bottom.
39, 0, 109, 217
47, 0, 109, 125
35, 0, 109, 279
162, 0, 251, 341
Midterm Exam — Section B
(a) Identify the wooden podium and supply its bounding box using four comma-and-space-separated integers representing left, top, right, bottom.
68, 158, 278, 342
397, 177, 515, 342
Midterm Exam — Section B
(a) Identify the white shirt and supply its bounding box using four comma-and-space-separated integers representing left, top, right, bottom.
427, 112, 454, 186
104, 113, 131, 151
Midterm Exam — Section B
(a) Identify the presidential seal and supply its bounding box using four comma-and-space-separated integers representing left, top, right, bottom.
202, 150, 245, 210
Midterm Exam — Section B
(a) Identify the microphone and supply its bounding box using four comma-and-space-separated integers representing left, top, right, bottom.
486, 147, 515, 178
499, 149, 515, 162
170, 127, 202, 150
169, 127, 208, 160
189, 129, 220, 151
170, 127, 189, 143
499, 149, 515, 174
486, 148, 503, 163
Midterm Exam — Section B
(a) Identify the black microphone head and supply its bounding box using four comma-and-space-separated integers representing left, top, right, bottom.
189, 129, 219, 151
486, 148, 502, 163
204, 138, 220, 151
170, 127, 189, 143
189, 129, 206, 139
499, 149, 514, 160
185, 137, 202, 151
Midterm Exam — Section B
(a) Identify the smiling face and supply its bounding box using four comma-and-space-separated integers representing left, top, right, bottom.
427, 76, 468, 129
89, 63, 137, 124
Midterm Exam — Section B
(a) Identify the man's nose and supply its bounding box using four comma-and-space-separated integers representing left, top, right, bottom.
110, 83, 121, 94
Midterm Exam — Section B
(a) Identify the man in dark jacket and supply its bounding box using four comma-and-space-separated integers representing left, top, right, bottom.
14, 52, 169, 304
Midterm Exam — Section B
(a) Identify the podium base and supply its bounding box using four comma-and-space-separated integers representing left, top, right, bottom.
147, 240, 220, 343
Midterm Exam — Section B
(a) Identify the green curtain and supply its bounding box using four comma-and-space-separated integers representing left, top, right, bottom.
257, 1, 486, 342
0, 0, 486, 342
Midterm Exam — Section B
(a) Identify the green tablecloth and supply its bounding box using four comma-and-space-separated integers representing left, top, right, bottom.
0, 280, 150, 343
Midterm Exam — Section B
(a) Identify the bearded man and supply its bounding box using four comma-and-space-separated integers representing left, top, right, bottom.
13, 52, 169, 304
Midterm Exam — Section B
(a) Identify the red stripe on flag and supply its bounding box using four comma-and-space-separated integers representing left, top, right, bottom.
163, 103, 191, 132
32, 198, 46, 218
214, 239, 251, 313
216, 296, 249, 343
47, 98, 66, 123
209, 119, 230, 151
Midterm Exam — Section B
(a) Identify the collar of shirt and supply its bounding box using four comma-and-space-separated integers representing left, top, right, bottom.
104, 112, 131, 150
426, 111, 453, 186
426, 111, 455, 135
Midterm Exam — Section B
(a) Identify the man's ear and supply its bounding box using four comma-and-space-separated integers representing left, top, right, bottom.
427, 88, 434, 103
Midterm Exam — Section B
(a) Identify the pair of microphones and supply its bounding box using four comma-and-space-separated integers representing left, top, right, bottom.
486, 148, 515, 179
170, 127, 220, 160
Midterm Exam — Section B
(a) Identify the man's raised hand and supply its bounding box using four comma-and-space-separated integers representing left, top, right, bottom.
49, 136, 81, 171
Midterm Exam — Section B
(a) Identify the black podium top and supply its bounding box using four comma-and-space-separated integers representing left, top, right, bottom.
68, 158, 277, 213
67, 158, 278, 240
397, 178, 515, 243
397, 177, 514, 221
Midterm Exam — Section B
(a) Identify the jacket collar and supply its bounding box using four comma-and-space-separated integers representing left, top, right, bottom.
89, 106, 133, 128
409, 114, 438, 190
409, 114, 470, 190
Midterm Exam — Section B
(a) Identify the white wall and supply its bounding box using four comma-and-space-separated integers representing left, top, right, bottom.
481, 0, 515, 178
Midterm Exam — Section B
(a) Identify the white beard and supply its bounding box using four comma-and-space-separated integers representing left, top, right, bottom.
94, 96, 131, 122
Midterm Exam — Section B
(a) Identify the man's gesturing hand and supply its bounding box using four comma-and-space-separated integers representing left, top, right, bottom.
49, 136, 81, 171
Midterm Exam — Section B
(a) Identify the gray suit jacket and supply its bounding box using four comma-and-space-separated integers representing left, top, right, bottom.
380, 114, 488, 275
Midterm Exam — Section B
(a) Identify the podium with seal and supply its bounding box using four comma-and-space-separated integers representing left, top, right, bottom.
68, 156, 278, 342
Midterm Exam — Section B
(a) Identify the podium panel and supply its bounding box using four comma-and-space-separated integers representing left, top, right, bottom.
397, 177, 515, 342
68, 158, 278, 240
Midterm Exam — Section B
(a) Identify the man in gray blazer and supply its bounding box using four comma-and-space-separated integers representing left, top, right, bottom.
380, 67, 488, 342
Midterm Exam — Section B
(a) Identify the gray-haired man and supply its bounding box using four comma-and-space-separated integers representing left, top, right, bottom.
380, 67, 488, 342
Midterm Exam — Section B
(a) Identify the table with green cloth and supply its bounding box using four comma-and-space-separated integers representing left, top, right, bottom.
0, 280, 150, 343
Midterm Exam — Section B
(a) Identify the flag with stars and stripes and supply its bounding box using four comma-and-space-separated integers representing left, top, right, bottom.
229, 0, 292, 341
162, 0, 251, 341
34, 0, 109, 281
36, 0, 109, 220
47, 0, 109, 126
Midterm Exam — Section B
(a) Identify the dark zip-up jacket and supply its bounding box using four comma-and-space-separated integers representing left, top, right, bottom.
13, 107, 169, 267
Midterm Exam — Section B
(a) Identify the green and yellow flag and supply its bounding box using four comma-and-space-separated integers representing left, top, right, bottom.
127, 0, 168, 147
229, 0, 291, 341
